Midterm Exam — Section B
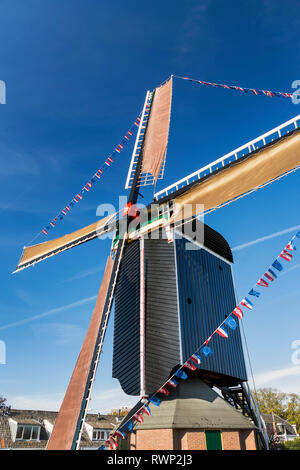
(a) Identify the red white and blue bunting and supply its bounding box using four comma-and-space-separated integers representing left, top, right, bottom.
104, 228, 300, 450
39, 115, 142, 238
174, 75, 294, 100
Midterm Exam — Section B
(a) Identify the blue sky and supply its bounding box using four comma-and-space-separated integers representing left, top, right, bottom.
0, 0, 300, 412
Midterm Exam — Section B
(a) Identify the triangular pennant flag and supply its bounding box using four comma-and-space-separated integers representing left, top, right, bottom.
190, 353, 201, 365
205, 335, 213, 346
200, 345, 213, 357
174, 369, 188, 380
183, 360, 197, 371
107, 436, 117, 449
106, 440, 115, 450
257, 278, 269, 287
158, 387, 170, 396
141, 404, 151, 416
272, 259, 283, 272
167, 378, 179, 388
279, 250, 293, 261
240, 298, 254, 310
264, 269, 277, 282
114, 429, 125, 439
216, 326, 228, 339
133, 412, 143, 423
123, 420, 134, 432
232, 306, 243, 319
286, 242, 296, 251
225, 316, 237, 330
149, 395, 161, 406
248, 288, 261, 298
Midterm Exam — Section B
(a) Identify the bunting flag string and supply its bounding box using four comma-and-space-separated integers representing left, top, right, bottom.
39, 113, 142, 239
104, 228, 300, 449
174, 75, 294, 100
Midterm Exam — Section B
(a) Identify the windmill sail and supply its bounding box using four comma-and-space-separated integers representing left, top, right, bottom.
125, 78, 173, 189
140, 77, 172, 180
46, 254, 115, 450
14, 212, 117, 273
170, 127, 300, 222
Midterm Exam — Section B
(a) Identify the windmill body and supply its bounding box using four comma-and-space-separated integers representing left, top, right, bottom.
113, 220, 247, 397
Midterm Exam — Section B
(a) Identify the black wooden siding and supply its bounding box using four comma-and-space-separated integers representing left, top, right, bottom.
175, 235, 247, 383
144, 236, 181, 394
112, 241, 141, 395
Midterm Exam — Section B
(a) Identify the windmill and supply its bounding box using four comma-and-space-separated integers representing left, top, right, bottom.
14, 76, 300, 450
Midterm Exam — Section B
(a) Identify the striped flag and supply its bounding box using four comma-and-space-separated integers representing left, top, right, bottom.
280, 250, 293, 261
264, 269, 277, 282
190, 353, 201, 365
114, 429, 125, 439
257, 278, 269, 287
183, 360, 197, 371
286, 242, 296, 251
232, 306, 243, 319
205, 335, 213, 346
133, 413, 143, 423
107, 436, 117, 449
106, 440, 116, 450
167, 378, 178, 388
216, 326, 228, 339
141, 404, 151, 416
240, 298, 254, 310
42, 229, 48, 235
158, 387, 170, 396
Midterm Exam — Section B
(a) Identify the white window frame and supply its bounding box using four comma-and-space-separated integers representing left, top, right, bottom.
15, 424, 41, 441
92, 429, 109, 441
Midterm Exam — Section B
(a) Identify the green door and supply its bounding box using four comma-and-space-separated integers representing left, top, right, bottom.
205, 430, 223, 450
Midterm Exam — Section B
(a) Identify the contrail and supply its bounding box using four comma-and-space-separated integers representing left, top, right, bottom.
0, 296, 97, 331
232, 224, 300, 251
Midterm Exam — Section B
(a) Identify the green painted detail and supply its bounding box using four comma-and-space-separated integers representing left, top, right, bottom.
112, 213, 169, 247
205, 430, 222, 450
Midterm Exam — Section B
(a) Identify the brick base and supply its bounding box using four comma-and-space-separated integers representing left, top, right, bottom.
130, 428, 257, 450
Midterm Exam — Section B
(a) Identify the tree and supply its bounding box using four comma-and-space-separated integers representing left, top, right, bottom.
285, 393, 300, 432
282, 438, 300, 450
253, 388, 300, 432
0, 396, 7, 409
